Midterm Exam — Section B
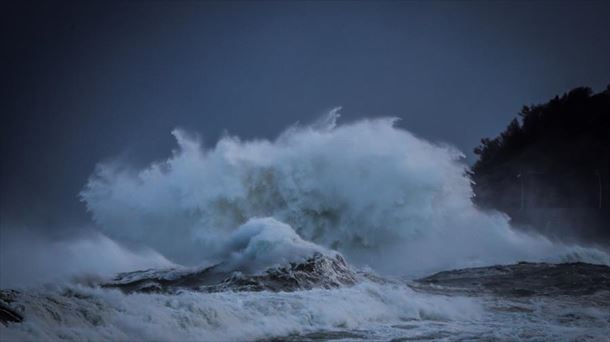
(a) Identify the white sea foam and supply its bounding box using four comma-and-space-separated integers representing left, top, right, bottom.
0, 281, 482, 342
3, 279, 608, 342
2, 109, 610, 342
80, 109, 609, 274
220, 217, 336, 273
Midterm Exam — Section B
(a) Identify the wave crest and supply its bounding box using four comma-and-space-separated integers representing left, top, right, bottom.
80, 110, 609, 274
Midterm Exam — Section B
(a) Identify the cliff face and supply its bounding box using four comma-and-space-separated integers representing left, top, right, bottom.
470, 86, 610, 244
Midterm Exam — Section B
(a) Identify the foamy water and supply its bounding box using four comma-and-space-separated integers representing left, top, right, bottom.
2, 109, 609, 341
80, 109, 608, 274
2, 279, 608, 341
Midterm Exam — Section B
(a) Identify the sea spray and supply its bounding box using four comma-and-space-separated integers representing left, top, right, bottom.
2, 110, 610, 342
80, 109, 609, 274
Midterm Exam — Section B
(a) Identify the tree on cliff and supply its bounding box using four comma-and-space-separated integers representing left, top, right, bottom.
469, 85, 610, 242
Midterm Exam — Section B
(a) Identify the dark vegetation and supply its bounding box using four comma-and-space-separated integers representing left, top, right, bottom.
470, 85, 610, 245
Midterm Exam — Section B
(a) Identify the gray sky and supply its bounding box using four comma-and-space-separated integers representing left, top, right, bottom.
1, 0, 609, 231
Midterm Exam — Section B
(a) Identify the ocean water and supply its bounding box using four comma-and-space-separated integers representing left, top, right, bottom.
2, 110, 609, 341
78, 109, 608, 275
2, 275, 608, 341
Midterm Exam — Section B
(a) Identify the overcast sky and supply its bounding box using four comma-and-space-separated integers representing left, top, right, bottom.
1, 0, 609, 231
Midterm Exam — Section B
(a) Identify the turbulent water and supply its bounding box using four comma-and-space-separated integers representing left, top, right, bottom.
1, 110, 609, 341
2, 259, 609, 341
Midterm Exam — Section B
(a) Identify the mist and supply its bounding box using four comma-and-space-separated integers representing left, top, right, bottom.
0, 227, 172, 288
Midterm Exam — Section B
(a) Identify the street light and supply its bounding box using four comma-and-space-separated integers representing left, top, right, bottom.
516, 172, 524, 211
594, 169, 602, 209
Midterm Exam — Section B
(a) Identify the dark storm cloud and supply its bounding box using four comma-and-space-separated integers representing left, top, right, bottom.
1, 0, 609, 231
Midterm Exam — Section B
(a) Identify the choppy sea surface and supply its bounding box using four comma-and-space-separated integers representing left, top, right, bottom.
3, 112, 609, 341
1, 258, 608, 342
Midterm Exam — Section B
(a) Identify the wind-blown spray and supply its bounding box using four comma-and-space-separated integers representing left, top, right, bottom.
80, 109, 608, 274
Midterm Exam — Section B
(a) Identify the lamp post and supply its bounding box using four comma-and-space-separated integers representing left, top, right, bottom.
516, 170, 546, 211
517, 171, 524, 211
594, 169, 602, 209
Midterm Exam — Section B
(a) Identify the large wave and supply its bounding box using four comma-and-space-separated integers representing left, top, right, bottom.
80, 109, 609, 275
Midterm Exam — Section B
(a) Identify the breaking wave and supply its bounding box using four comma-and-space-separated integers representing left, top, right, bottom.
80, 109, 609, 275
3, 109, 610, 342
1, 281, 482, 341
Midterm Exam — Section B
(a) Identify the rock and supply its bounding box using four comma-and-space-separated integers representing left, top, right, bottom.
411, 262, 610, 297
103, 253, 358, 294
0, 290, 23, 325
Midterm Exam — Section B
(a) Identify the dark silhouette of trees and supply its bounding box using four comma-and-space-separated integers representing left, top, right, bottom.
470, 85, 610, 244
